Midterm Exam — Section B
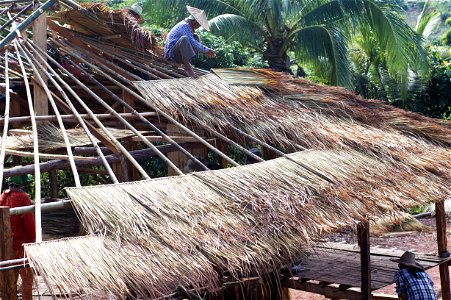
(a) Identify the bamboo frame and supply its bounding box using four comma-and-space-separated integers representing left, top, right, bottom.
0, 50, 10, 187
16, 39, 81, 186
0, 112, 157, 124
12, 38, 43, 242
45, 40, 184, 175
22, 42, 119, 183
57, 43, 210, 172
54, 39, 240, 167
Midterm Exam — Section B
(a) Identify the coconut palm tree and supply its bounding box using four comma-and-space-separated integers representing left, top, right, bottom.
143, 0, 427, 88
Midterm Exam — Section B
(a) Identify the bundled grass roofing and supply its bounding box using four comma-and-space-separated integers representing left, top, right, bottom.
0, 2, 449, 298
27, 149, 449, 297
23, 71, 451, 298
52, 3, 159, 52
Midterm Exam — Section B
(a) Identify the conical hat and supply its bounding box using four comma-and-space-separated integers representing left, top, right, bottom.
187, 6, 209, 31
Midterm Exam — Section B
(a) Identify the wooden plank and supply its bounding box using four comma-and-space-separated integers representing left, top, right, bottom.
436, 200, 451, 300
49, 169, 58, 198
0, 206, 18, 300
32, 6, 48, 117
316, 242, 445, 263
283, 279, 362, 300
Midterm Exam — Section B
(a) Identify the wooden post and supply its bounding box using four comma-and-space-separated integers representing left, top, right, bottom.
435, 200, 450, 300
0, 206, 18, 300
357, 220, 372, 300
49, 169, 58, 198
32, 4, 48, 117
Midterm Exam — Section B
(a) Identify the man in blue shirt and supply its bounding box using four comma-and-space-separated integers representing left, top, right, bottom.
391, 251, 436, 300
164, 6, 216, 78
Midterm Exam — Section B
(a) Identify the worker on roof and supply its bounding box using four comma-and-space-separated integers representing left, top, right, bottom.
164, 6, 216, 78
126, 3, 144, 24
0, 175, 35, 300
391, 251, 436, 300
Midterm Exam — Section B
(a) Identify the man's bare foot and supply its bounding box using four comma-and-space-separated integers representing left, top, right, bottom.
183, 62, 198, 78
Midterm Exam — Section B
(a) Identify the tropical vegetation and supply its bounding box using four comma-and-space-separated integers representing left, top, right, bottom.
142, 0, 428, 89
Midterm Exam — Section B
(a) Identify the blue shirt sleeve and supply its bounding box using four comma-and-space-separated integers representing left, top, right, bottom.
180, 23, 210, 54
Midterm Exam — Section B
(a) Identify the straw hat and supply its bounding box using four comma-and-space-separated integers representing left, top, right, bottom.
128, 3, 143, 16
187, 5, 209, 31
390, 251, 424, 271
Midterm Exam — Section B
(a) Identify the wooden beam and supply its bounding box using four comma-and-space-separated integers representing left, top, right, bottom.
49, 169, 58, 198
0, 206, 18, 300
3, 143, 200, 177
0, 112, 157, 124
32, 4, 48, 117
282, 279, 362, 300
436, 200, 450, 300
358, 220, 372, 300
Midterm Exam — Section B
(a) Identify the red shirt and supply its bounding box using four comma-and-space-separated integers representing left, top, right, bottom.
0, 187, 36, 250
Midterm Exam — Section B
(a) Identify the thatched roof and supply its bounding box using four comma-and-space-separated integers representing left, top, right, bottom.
0, 1, 449, 299
52, 3, 159, 52
26, 148, 448, 297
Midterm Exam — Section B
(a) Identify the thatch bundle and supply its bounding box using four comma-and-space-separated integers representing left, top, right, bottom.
133, 73, 451, 182
3, 124, 139, 151
53, 3, 159, 52
25, 235, 218, 298
24, 149, 449, 297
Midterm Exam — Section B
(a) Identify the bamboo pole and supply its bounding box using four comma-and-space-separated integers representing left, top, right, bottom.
435, 200, 450, 300
53, 40, 240, 167
0, 50, 11, 188
60, 50, 209, 172
0, 148, 93, 161
0, 0, 56, 49
0, 3, 32, 32
27, 42, 154, 179
23, 42, 119, 183
12, 40, 43, 243
0, 112, 157, 124
17, 40, 81, 187
50, 41, 187, 174
230, 126, 333, 182
3, 142, 200, 177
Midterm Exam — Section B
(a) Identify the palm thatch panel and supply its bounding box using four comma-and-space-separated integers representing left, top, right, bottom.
2, 125, 139, 151
133, 74, 450, 181
29, 149, 446, 297
25, 235, 219, 298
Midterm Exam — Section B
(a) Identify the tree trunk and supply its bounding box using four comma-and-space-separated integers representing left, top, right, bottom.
264, 38, 291, 74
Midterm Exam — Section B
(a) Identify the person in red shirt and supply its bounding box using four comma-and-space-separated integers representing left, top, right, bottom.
0, 175, 35, 300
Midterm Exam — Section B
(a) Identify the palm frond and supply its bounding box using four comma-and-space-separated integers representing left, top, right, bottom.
361, 0, 428, 77
294, 25, 352, 87
416, 9, 440, 38
209, 14, 265, 49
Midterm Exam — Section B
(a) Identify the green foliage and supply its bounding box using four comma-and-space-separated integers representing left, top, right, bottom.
140, 156, 168, 178
142, 0, 426, 88
441, 30, 451, 46
407, 204, 429, 215
427, 52, 451, 119
191, 31, 264, 69
446, 17, 451, 27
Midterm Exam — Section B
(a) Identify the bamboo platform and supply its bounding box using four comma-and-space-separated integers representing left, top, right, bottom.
283, 242, 450, 299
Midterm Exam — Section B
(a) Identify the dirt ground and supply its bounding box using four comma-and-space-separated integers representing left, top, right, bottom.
290, 217, 451, 299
